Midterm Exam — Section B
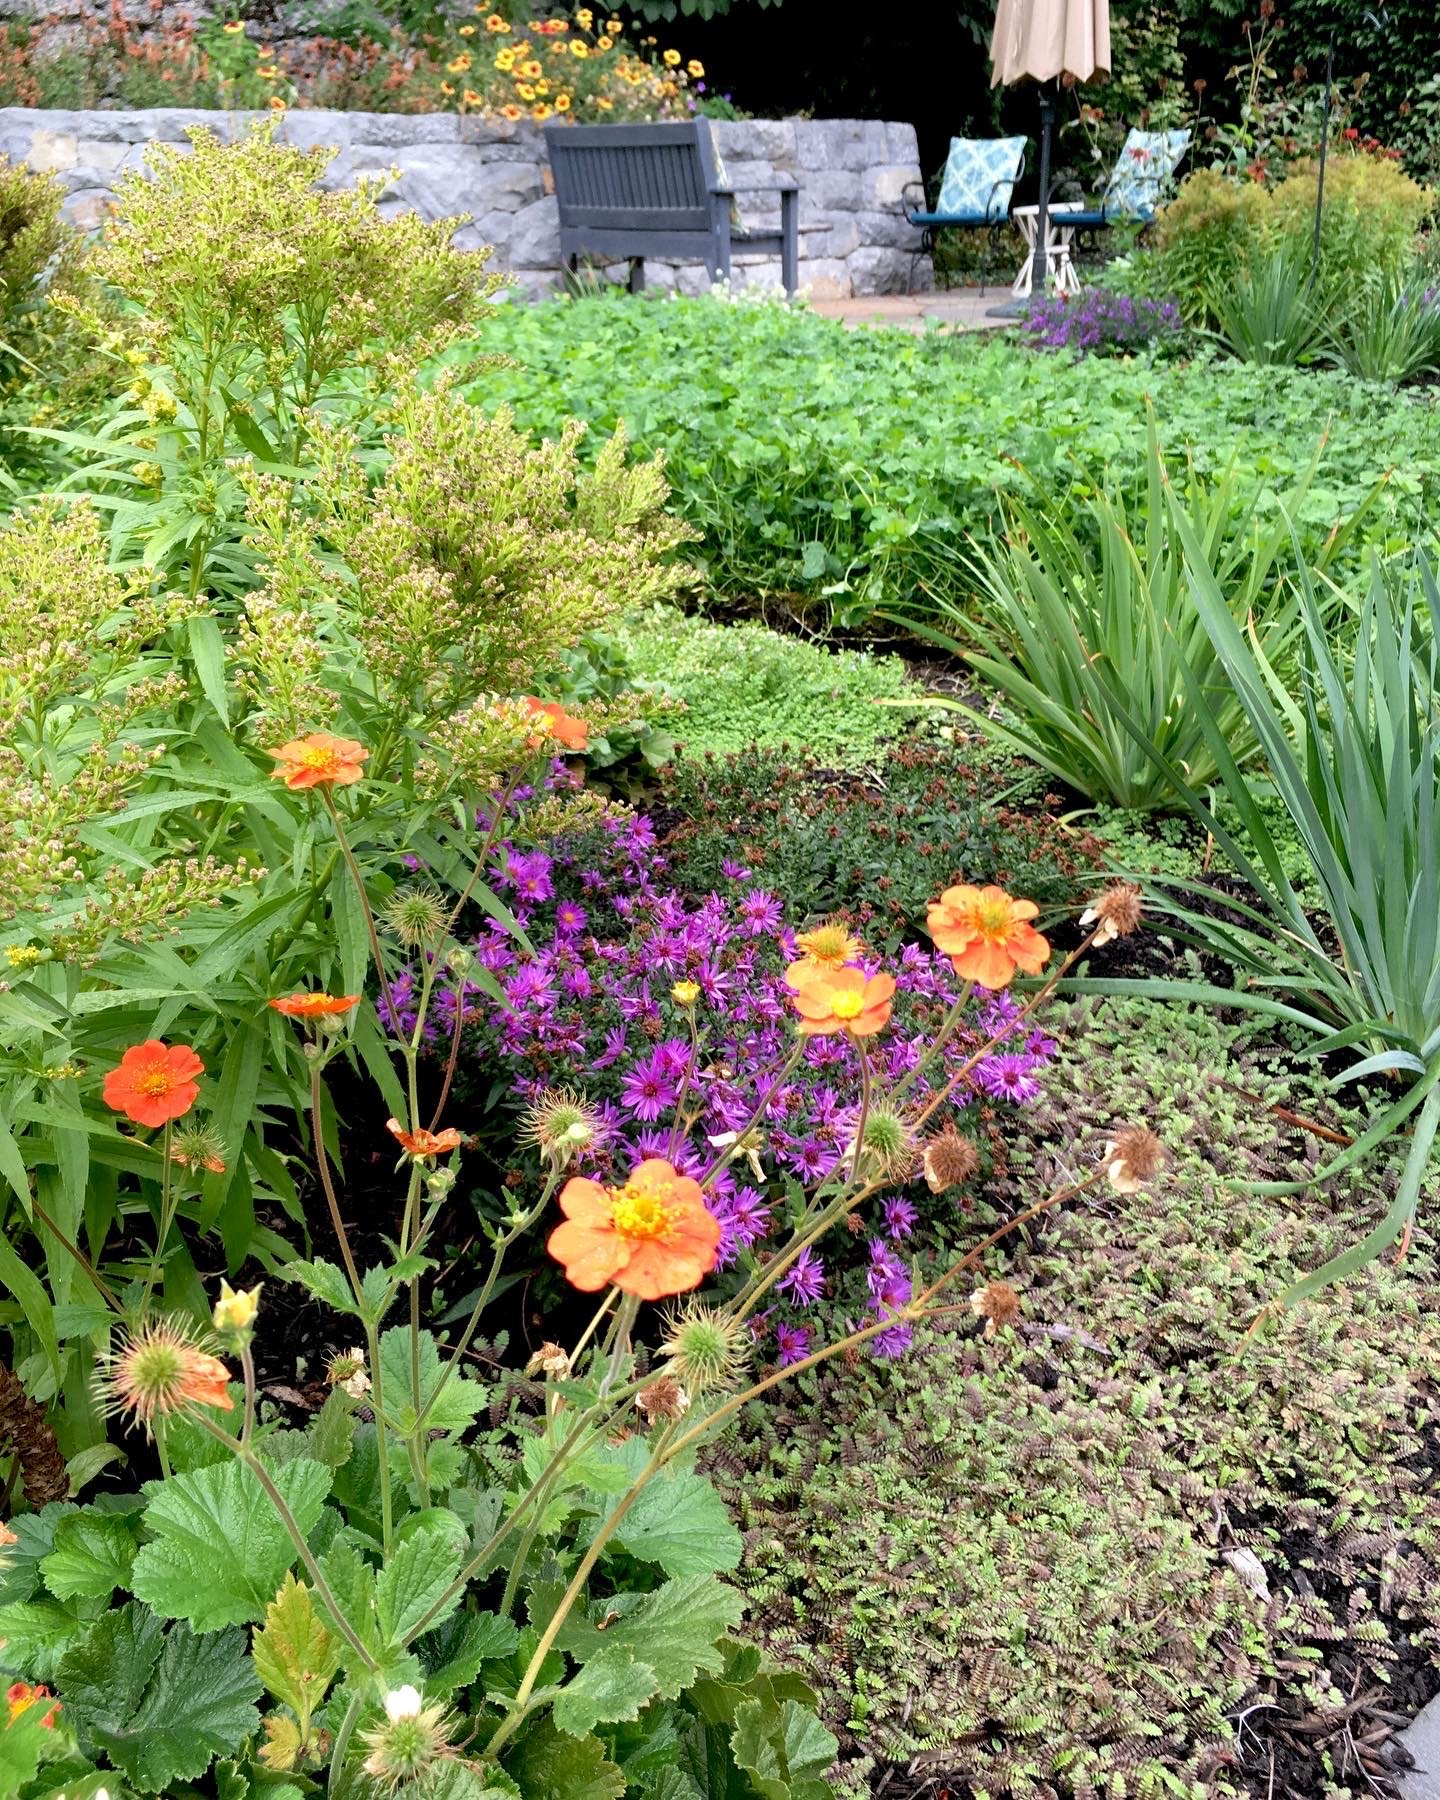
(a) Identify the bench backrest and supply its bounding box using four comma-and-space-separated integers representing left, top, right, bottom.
545, 121, 720, 234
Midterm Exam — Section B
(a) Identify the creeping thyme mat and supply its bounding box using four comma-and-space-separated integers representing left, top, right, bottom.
708, 998, 1440, 1800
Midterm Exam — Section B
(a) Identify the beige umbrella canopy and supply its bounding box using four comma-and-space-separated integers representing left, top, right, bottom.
988, 0, 1111, 305
990, 0, 1111, 87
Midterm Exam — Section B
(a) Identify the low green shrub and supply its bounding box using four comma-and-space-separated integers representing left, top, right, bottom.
460, 294, 1440, 627
615, 607, 914, 761
658, 738, 1103, 947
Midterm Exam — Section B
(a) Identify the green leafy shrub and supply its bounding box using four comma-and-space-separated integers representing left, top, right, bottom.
616, 607, 914, 761
1325, 276, 1440, 383
659, 738, 1103, 947
1207, 240, 1326, 365
461, 293, 1440, 627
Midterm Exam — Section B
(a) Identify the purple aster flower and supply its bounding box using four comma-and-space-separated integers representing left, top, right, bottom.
620, 1053, 680, 1122
592, 1025, 628, 1070
977, 1053, 1042, 1105
777, 1246, 825, 1306
776, 1322, 811, 1366
869, 1316, 914, 1359
738, 888, 783, 936
882, 1196, 918, 1240
725, 1186, 771, 1249
554, 900, 588, 936
721, 858, 751, 882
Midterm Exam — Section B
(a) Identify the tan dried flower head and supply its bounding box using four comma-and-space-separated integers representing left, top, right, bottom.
970, 1279, 1023, 1339
921, 1127, 980, 1193
1101, 1126, 1167, 1193
525, 1342, 571, 1379
635, 1374, 691, 1423
1080, 881, 1144, 947
326, 1346, 370, 1399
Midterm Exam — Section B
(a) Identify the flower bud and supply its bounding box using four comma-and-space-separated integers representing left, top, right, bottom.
212, 1279, 262, 1336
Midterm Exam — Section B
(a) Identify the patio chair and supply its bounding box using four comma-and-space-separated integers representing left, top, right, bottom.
1048, 126, 1192, 235
901, 135, 1028, 290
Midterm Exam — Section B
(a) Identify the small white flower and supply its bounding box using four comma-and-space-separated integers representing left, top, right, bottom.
385, 1684, 423, 1722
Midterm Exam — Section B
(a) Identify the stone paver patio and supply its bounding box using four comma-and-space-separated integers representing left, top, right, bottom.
808, 287, 1017, 332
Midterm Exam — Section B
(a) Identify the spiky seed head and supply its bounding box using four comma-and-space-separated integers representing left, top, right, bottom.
1080, 881, 1144, 946
1100, 1125, 1166, 1193
518, 1087, 604, 1167
658, 1299, 748, 1394
921, 1127, 980, 1193
380, 883, 449, 948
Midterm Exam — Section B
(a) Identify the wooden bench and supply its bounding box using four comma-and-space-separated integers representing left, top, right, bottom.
544, 120, 800, 297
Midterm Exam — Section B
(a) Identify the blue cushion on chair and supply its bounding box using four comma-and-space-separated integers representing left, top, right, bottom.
1103, 128, 1191, 221
930, 135, 1027, 224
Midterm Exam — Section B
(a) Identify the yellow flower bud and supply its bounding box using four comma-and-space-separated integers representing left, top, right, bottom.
671, 980, 701, 1007
213, 1279, 262, 1334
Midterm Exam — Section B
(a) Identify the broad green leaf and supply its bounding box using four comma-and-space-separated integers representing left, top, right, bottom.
505, 1717, 625, 1800
376, 1516, 465, 1647
600, 1467, 742, 1578
0, 1225, 61, 1388
131, 1456, 331, 1630
555, 1574, 744, 1704
54, 1601, 164, 1744
378, 1326, 484, 1436
0, 1598, 88, 1678
418, 1608, 519, 1693
552, 1640, 663, 1737
315, 1538, 380, 1655
728, 1697, 839, 1800
251, 1572, 341, 1720
187, 611, 230, 727
0, 1691, 51, 1790
308, 1387, 357, 1471
40, 1508, 136, 1602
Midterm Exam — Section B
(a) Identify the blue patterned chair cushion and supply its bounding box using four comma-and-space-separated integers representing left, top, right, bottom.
1102, 127, 1191, 220
930, 135, 1027, 224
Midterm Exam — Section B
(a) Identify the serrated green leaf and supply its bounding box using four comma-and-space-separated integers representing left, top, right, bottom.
729, 1696, 839, 1800
112, 1622, 261, 1793
131, 1456, 331, 1630
308, 1387, 357, 1471
55, 1601, 164, 1742
376, 1516, 465, 1647
0, 1692, 51, 1789
556, 1574, 744, 1702
283, 1257, 360, 1317
315, 1537, 379, 1656
600, 1468, 742, 1578
418, 1608, 520, 1693
252, 1571, 341, 1721
40, 1508, 136, 1601
505, 1717, 625, 1800
378, 1327, 484, 1436
553, 1641, 662, 1737
0, 1598, 87, 1679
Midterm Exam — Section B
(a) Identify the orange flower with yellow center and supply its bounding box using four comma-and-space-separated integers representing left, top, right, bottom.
484, 12, 510, 29
549, 1159, 720, 1299
7, 1683, 59, 1729
788, 966, 894, 1037
103, 1040, 204, 1128
928, 883, 1050, 990
522, 696, 589, 750
103, 1319, 233, 1435
448, 51, 472, 71
268, 732, 367, 791
269, 991, 361, 1019
502, 101, 524, 117
387, 1118, 465, 1159
786, 922, 865, 986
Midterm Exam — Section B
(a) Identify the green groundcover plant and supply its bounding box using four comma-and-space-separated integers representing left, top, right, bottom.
457, 293, 1440, 627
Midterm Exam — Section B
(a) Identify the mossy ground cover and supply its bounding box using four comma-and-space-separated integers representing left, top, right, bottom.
705, 995, 1440, 1800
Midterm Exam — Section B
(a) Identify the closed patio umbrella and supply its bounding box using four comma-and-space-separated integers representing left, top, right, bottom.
989, 0, 1110, 309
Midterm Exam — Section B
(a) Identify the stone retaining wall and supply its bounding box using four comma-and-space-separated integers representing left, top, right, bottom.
0, 107, 933, 298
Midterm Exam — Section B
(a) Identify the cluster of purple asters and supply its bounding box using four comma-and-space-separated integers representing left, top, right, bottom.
381, 804, 1056, 1364
1022, 288, 1183, 356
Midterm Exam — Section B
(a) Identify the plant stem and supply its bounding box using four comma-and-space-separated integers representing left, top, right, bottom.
328, 1689, 365, 1797
136, 1122, 175, 1323
321, 788, 397, 1032
240, 1343, 257, 1448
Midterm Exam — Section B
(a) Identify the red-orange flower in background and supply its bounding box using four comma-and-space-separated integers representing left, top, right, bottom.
268, 732, 368, 791
269, 992, 361, 1019
6, 1682, 59, 1729
927, 884, 1050, 990
549, 1158, 720, 1299
387, 1118, 465, 1159
102, 1041, 204, 1129
788, 965, 895, 1038
521, 697, 589, 752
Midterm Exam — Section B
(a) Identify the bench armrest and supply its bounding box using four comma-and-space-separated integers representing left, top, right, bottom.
710, 175, 800, 194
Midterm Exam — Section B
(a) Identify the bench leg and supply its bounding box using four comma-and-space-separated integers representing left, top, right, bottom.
628, 257, 644, 294
780, 188, 798, 297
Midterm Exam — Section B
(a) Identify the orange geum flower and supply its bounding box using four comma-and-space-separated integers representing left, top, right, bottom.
269, 991, 361, 1019
927, 883, 1050, 990
787, 922, 865, 985
387, 1118, 465, 1160
269, 732, 367, 791
103, 1318, 234, 1435
6, 1683, 59, 1729
484, 11, 510, 28
103, 1040, 203, 1129
788, 965, 895, 1037
521, 696, 589, 750
549, 1159, 720, 1299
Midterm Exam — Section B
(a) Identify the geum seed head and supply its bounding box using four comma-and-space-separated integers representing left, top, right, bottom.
658, 1298, 748, 1394
380, 882, 449, 948
102, 1317, 233, 1436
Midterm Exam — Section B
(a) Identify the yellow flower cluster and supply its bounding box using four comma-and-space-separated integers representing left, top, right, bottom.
429, 5, 707, 123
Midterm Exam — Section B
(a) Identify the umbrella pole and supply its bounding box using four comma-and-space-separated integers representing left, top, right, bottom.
1031, 83, 1055, 298
987, 79, 1058, 319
